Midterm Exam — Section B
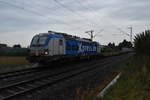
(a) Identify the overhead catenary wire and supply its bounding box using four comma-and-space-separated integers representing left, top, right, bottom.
0, 0, 84, 31
58, 0, 103, 40
74, 0, 107, 38
15, 0, 81, 25
73, 0, 103, 27
83, 0, 130, 37
93, 29, 104, 38
117, 28, 130, 36
84, 0, 104, 24
53, 0, 98, 28
0, 1, 44, 17
24, 0, 87, 31
24, 0, 95, 30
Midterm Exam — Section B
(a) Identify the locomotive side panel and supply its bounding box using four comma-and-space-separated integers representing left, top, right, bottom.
48, 38, 65, 56
79, 41, 98, 54
65, 39, 99, 55
65, 39, 79, 55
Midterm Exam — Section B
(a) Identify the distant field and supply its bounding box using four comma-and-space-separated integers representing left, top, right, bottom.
0, 56, 34, 73
0, 56, 28, 65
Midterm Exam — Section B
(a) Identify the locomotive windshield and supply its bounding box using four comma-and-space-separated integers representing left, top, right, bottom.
38, 36, 47, 45
31, 36, 39, 45
31, 35, 48, 46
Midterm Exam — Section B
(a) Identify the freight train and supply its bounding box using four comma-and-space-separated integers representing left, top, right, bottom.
27, 31, 101, 64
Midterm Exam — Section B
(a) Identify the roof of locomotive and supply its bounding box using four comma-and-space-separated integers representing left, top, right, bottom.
47, 31, 94, 43
38, 32, 64, 38
37, 31, 98, 43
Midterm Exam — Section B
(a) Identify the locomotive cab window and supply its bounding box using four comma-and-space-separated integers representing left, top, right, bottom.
31, 35, 48, 45
38, 36, 48, 45
59, 39, 63, 45
31, 36, 39, 45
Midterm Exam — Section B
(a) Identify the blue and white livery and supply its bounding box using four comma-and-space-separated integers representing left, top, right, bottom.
27, 31, 101, 64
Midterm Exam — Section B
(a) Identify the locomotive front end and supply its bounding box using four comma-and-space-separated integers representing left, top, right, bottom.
27, 34, 49, 63
27, 32, 65, 64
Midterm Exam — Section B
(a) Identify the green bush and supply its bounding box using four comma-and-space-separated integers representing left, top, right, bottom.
134, 30, 150, 56
0, 48, 29, 56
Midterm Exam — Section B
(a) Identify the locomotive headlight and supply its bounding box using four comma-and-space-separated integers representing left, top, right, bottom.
44, 49, 49, 55
44, 51, 48, 55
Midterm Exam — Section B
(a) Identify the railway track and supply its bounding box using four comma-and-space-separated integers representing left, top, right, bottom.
0, 54, 131, 100
0, 56, 111, 82
0, 64, 41, 80
0, 62, 73, 81
0, 53, 127, 81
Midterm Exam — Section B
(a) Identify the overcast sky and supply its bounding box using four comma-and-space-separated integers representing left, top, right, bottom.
0, 0, 150, 47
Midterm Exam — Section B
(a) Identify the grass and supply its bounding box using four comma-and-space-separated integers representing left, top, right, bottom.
77, 55, 150, 100
0, 56, 35, 73
0, 56, 28, 65
101, 30, 150, 100
74, 56, 129, 100
75, 74, 118, 100
103, 55, 150, 100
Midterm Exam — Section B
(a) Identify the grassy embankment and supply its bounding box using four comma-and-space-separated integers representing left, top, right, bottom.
74, 55, 131, 100
0, 56, 31, 73
103, 55, 150, 100
79, 30, 150, 100
103, 30, 150, 100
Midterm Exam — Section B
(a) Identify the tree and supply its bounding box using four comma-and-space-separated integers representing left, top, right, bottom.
134, 30, 150, 56
118, 39, 132, 49
108, 42, 115, 49
13, 44, 21, 48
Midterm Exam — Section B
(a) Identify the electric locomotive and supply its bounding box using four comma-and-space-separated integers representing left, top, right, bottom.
27, 31, 101, 64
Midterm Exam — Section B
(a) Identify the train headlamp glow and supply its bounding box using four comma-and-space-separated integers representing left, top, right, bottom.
44, 51, 48, 55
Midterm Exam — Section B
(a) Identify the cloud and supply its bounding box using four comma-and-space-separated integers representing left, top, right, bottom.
0, 0, 150, 47
108, 0, 150, 21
